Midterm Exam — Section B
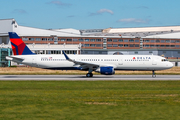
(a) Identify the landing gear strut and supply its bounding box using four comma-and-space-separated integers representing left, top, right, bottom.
86, 69, 93, 77
152, 70, 156, 78
86, 73, 93, 77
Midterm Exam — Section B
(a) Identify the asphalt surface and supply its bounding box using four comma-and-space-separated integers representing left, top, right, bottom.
0, 75, 180, 80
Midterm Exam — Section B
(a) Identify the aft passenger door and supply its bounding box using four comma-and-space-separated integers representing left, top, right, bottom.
118, 58, 123, 65
32, 57, 37, 66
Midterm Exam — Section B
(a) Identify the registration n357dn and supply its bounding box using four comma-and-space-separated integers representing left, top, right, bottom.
6, 32, 173, 77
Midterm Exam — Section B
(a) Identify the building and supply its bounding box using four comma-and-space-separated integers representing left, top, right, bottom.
1, 18, 180, 67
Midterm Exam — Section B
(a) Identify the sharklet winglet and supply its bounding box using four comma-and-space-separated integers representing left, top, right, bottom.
62, 51, 74, 62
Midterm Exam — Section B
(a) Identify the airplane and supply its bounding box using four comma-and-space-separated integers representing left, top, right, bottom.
6, 32, 173, 77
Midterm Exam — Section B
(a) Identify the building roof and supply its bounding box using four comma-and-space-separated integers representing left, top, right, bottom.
52, 28, 80, 35
0, 19, 81, 37
103, 26, 180, 38
108, 26, 180, 33
143, 31, 180, 39
1, 18, 180, 39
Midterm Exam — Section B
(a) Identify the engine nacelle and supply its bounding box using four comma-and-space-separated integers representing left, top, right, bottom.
96, 66, 115, 75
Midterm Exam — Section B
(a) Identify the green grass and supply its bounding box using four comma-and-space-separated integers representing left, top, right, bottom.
0, 81, 180, 120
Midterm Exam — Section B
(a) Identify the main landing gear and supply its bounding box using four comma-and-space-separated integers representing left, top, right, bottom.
86, 69, 93, 77
86, 73, 93, 77
152, 70, 156, 78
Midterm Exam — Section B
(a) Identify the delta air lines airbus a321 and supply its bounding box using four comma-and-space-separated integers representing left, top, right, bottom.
6, 32, 173, 77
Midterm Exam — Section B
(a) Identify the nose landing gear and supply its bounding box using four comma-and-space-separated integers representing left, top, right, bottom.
152, 70, 156, 78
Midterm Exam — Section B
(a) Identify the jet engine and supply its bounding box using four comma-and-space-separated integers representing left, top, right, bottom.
96, 66, 115, 75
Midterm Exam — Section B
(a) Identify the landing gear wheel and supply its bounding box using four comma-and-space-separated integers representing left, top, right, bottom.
86, 73, 93, 77
152, 70, 156, 78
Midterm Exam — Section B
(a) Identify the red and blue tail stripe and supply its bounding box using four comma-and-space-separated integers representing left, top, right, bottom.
8, 32, 35, 55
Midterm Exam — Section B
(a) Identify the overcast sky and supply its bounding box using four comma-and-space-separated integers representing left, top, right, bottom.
1, 0, 180, 29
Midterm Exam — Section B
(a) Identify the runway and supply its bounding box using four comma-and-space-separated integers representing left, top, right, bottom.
0, 75, 180, 80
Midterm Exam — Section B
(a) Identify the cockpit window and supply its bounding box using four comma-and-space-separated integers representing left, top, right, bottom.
161, 59, 168, 62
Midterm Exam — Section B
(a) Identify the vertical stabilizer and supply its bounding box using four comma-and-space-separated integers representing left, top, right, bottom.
8, 32, 35, 55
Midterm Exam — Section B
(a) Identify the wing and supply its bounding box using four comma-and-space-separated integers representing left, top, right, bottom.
62, 51, 99, 70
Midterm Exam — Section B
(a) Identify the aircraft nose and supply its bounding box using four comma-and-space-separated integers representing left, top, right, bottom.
168, 62, 173, 68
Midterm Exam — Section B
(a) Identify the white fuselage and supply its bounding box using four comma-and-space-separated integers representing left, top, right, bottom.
7, 54, 173, 71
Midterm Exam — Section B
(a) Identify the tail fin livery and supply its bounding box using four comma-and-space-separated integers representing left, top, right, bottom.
8, 32, 35, 55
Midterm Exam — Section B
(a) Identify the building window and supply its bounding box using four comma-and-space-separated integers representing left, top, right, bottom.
79, 39, 83, 42
145, 45, 149, 47
119, 39, 123, 42
36, 38, 41, 41
156, 40, 160, 42
171, 40, 175, 43
107, 44, 112, 47
90, 39, 95, 42
129, 44, 134, 47
73, 39, 78, 41
22, 38, 28, 41
156, 45, 160, 47
64, 50, 77, 54
166, 40, 170, 43
151, 40, 155, 43
124, 44, 129, 47
161, 45, 165, 47
42, 38, 47, 41
113, 44, 118, 47
135, 44, 139, 47
124, 40, 129, 42
48, 38, 53, 41
161, 40, 165, 43
61, 38, 66, 41
29, 38, 34, 41
107, 39, 112, 42
176, 40, 179, 43
118, 44, 123, 47
67, 39, 72, 42
85, 39, 89, 42
135, 40, 139, 42
90, 44, 95, 47
150, 45, 155, 47
144, 40, 149, 42
171, 45, 175, 47
96, 39, 101, 42
176, 45, 180, 47
84, 44, 89, 47
166, 45, 170, 47
113, 39, 118, 42
129, 39, 134, 42
96, 44, 101, 47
